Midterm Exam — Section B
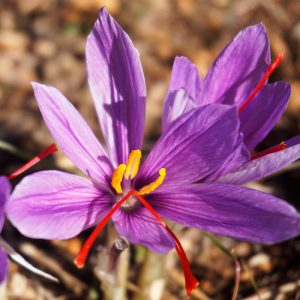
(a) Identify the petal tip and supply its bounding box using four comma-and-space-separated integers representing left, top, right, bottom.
236, 22, 268, 42
31, 81, 50, 93
174, 55, 191, 63
30, 81, 40, 89
98, 6, 110, 20
247, 22, 267, 34
256, 22, 267, 31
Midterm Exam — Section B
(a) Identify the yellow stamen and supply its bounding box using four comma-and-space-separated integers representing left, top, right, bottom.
125, 150, 142, 179
111, 164, 126, 194
138, 168, 166, 195
111, 150, 166, 196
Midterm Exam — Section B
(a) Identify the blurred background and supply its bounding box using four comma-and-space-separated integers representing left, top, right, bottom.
0, 0, 300, 299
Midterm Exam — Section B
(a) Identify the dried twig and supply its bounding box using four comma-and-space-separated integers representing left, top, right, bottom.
19, 242, 87, 295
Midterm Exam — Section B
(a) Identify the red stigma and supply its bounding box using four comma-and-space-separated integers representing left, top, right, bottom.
74, 190, 199, 296
132, 191, 199, 296
251, 141, 287, 160
8, 143, 58, 180
74, 191, 134, 268
239, 53, 284, 113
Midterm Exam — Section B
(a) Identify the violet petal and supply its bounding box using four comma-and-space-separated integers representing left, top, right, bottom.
112, 207, 174, 253
240, 82, 290, 150
32, 82, 113, 184
151, 183, 300, 244
205, 133, 250, 182
0, 250, 8, 283
162, 56, 200, 132
139, 104, 242, 185
162, 89, 196, 133
0, 176, 10, 231
201, 23, 270, 106
86, 8, 146, 166
218, 136, 300, 184
7, 171, 113, 239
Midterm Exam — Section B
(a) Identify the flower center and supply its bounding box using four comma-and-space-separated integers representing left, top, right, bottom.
74, 150, 199, 296
74, 189, 199, 296
111, 149, 166, 209
116, 194, 137, 211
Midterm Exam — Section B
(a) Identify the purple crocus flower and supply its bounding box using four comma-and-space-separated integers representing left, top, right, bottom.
6, 9, 300, 295
0, 177, 11, 283
163, 23, 300, 185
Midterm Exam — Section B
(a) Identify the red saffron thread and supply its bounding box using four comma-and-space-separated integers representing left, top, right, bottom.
8, 143, 58, 180
74, 190, 134, 268
74, 190, 199, 296
132, 190, 199, 296
251, 141, 287, 160
239, 53, 284, 113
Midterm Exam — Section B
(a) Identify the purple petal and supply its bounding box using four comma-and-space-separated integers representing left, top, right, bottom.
205, 133, 250, 182
162, 56, 200, 132
218, 136, 300, 184
0, 250, 8, 283
0, 176, 11, 231
86, 8, 146, 166
240, 82, 290, 150
162, 89, 196, 133
7, 171, 113, 239
139, 104, 242, 185
201, 23, 270, 106
112, 207, 174, 253
168, 56, 201, 101
151, 183, 300, 244
32, 82, 113, 184
286, 134, 300, 147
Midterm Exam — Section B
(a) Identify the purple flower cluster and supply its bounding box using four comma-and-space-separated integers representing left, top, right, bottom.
2, 7, 300, 295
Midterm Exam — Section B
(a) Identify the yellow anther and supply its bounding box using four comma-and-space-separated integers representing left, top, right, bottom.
111, 150, 166, 196
138, 168, 166, 195
125, 150, 142, 179
111, 164, 126, 194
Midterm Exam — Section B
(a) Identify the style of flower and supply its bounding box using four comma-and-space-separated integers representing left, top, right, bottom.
6, 9, 300, 295
163, 23, 300, 184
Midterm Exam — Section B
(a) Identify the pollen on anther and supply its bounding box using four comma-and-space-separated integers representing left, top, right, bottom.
111, 164, 126, 194
138, 168, 166, 195
125, 150, 141, 179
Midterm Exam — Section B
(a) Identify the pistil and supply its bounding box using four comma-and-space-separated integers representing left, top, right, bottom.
74, 189, 199, 296
8, 143, 58, 180
239, 53, 284, 113
251, 141, 287, 160
74, 190, 134, 269
132, 190, 199, 296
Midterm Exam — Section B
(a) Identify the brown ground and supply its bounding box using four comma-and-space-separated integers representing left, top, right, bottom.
0, 0, 300, 299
